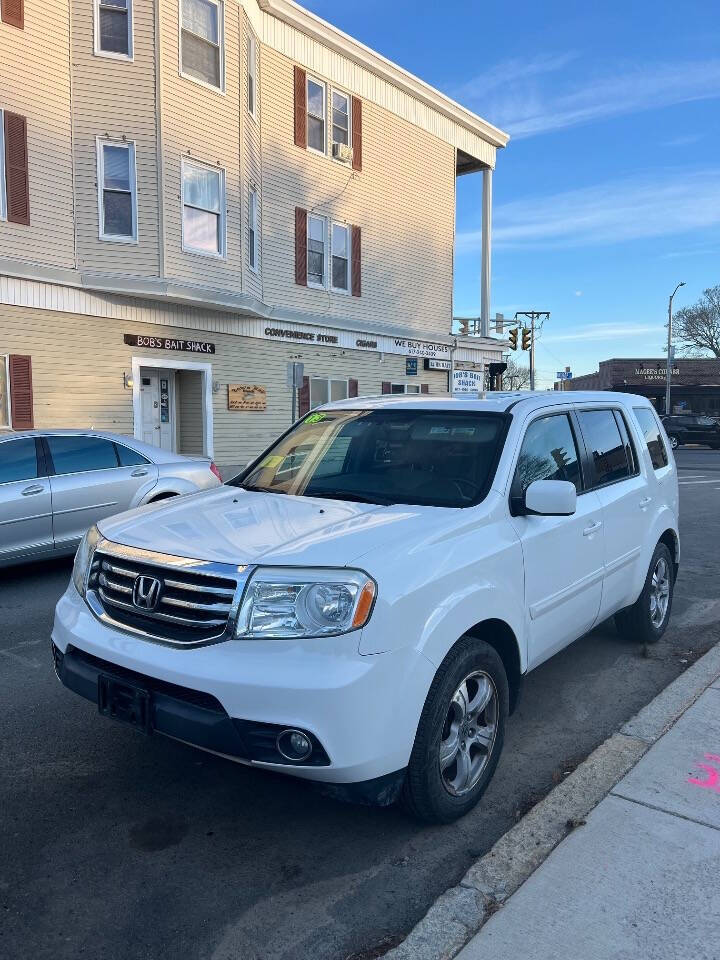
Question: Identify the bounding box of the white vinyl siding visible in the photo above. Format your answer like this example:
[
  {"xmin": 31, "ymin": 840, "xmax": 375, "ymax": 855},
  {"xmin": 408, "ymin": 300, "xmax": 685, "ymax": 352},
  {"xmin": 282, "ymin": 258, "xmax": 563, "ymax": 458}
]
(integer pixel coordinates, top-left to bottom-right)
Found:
[
  {"xmin": 94, "ymin": 0, "xmax": 133, "ymax": 59},
  {"xmin": 97, "ymin": 139, "xmax": 137, "ymax": 243},
  {"xmin": 310, "ymin": 376, "xmax": 348, "ymax": 409},
  {"xmin": 330, "ymin": 222, "xmax": 350, "ymax": 294},
  {"xmin": 307, "ymin": 214, "xmax": 325, "ymax": 288},
  {"xmin": 248, "ymin": 186, "xmax": 258, "ymax": 272},
  {"xmin": 181, "ymin": 160, "xmax": 225, "ymax": 257},
  {"xmin": 331, "ymin": 88, "xmax": 350, "ymax": 149},
  {"xmin": 306, "ymin": 76, "xmax": 326, "ymax": 154},
  {"xmin": 180, "ymin": 0, "xmax": 224, "ymax": 92},
  {"xmin": 247, "ymin": 32, "xmax": 257, "ymax": 118},
  {"xmin": 0, "ymin": 111, "xmax": 6, "ymax": 222}
]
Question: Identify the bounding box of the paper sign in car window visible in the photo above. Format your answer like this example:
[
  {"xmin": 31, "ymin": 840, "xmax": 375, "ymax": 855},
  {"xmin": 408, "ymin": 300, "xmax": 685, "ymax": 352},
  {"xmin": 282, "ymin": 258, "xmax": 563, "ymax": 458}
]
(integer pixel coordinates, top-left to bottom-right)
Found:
[
  {"xmin": 306, "ymin": 413, "xmax": 327, "ymax": 423},
  {"xmin": 260, "ymin": 455, "xmax": 283, "ymax": 468}
]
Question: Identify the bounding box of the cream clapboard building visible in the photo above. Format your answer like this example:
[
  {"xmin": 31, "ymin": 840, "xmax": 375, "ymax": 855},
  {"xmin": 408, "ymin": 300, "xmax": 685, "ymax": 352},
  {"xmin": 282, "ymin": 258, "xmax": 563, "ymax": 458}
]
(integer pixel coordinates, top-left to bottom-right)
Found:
[{"xmin": 0, "ymin": 0, "xmax": 508, "ymax": 465}]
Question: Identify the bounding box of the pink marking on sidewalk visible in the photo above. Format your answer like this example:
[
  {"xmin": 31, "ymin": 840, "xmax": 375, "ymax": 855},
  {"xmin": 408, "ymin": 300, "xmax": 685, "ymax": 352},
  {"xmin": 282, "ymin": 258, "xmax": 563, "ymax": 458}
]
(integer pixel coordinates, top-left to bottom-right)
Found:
[{"xmin": 688, "ymin": 754, "xmax": 720, "ymax": 792}]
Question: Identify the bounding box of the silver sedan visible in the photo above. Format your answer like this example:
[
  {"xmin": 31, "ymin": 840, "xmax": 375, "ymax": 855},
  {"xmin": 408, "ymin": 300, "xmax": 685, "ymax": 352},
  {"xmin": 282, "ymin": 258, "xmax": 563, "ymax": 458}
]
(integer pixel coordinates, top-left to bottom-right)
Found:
[{"xmin": 0, "ymin": 430, "xmax": 223, "ymax": 567}]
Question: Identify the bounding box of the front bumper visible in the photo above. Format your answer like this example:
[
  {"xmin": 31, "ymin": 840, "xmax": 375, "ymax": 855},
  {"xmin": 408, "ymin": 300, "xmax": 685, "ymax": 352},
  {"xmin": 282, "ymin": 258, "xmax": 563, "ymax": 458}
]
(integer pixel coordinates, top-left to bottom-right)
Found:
[{"xmin": 52, "ymin": 582, "xmax": 436, "ymax": 788}]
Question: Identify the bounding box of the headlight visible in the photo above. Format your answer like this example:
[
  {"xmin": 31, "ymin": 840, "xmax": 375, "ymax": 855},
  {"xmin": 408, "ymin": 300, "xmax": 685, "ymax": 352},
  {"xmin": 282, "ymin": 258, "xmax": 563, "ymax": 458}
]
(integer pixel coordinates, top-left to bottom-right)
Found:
[
  {"xmin": 235, "ymin": 567, "xmax": 376, "ymax": 640},
  {"xmin": 72, "ymin": 525, "xmax": 103, "ymax": 598}
]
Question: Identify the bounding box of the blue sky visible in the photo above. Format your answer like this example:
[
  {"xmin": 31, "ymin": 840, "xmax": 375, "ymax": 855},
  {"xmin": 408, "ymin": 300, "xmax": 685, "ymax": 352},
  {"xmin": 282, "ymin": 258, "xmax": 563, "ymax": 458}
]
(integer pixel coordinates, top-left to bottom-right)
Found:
[{"xmin": 303, "ymin": 0, "xmax": 720, "ymax": 386}]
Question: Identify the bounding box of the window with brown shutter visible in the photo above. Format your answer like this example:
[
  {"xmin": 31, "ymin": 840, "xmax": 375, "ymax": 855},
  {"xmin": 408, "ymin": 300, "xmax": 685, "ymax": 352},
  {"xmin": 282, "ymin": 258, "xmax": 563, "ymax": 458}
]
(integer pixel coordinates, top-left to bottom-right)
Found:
[
  {"xmin": 381, "ymin": 382, "xmax": 391, "ymax": 394},
  {"xmin": 298, "ymin": 376, "xmax": 310, "ymax": 418},
  {"xmin": 9, "ymin": 355, "xmax": 33, "ymax": 429},
  {"xmin": 1, "ymin": 0, "xmax": 24, "ymax": 30},
  {"xmin": 351, "ymin": 97, "xmax": 362, "ymax": 171},
  {"xmin": 295, "ymin": 207, "xmax": 307, "ymax": 286},
  {"xmin": 4, "ymin": 112, "xmax": 29, "ymax": 225},
  {"xmin": 351, "ymin": 225, "xmax": 361, "ymax": 297},
  {"xmin": 294, "ymin": 65, "xmax": 307, "ymax": 148},
  {"xmin": 348, "ymin": 378, "xmax": 358, "ymax": 398}
]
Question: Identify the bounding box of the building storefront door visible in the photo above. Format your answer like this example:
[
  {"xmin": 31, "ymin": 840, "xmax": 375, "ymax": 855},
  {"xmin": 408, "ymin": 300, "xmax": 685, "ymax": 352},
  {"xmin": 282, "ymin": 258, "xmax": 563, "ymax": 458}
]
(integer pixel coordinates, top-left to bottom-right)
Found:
[{"xmin": 140, "ymin": 368, "xmax": 175, "ymax": 451}]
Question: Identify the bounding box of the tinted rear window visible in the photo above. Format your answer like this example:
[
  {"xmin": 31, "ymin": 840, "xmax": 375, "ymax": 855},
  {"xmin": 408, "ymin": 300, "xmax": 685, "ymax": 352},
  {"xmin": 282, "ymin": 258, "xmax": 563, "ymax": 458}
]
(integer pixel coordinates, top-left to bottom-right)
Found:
[
  {"xmin": 47, "ymin": 436, "xmax": 119, "ymax": 475},
  {"xmin": 115, "ymin": 442, "xmax": 150, "ymax": 467},
  {"xmin": 633, "ymin": 408, "xmax": 668, "ymax": 470},
  {"xmin": 0, "ymin": 438, "xmax": 38, "ymax": 484},
  {"xmin": 577, "ymin": 410, "xmax": 630, "ymax": 486}
]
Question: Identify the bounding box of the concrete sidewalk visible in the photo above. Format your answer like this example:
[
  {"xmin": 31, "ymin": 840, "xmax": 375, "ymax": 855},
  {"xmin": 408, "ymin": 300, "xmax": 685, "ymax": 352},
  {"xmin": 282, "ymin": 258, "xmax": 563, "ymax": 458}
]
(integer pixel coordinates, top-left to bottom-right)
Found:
[{"xmin": 457, "ymin": 676, "xmax": 720, "ymax": 960}]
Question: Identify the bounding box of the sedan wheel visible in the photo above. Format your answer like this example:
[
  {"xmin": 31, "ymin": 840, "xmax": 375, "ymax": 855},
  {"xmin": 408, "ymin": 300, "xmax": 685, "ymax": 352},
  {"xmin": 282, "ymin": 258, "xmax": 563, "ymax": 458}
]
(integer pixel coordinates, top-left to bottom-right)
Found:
[{"xmin": 649, "ymin": 556, "xmax": 671, "ymax": 628}]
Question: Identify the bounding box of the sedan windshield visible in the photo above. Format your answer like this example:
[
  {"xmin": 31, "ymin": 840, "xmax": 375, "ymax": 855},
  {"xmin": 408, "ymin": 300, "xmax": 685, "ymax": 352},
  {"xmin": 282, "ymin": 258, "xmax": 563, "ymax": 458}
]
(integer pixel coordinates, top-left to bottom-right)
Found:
[{"xmin": 232, "ymin": 408, "xmax": 506, "ymax": 507}]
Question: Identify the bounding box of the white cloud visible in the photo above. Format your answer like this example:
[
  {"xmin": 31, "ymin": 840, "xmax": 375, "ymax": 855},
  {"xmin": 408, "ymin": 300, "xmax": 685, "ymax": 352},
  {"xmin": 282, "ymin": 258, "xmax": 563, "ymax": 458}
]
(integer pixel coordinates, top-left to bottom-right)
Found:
[
  {"xmin": 457, "ymin": 169, "xmax": 720, "ymax": 251},
  {"xmin": 542, "ymin": 322, "xmax": 661, "ymax": 344},
  {"xmin": 574, "ymin": 290, "xmax": 583, "ymax": 297},
  {"xmin": 454, "ymin": 58, "xmax": 720, "ymax": 139}
]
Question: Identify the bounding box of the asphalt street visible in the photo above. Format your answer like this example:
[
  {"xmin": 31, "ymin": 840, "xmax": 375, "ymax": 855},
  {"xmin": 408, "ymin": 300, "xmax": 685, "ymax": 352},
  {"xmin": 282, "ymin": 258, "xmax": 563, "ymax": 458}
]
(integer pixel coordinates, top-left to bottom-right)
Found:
[{"xmin": 2, "ymin": 448, "xmax": 719, "ymax": 960}]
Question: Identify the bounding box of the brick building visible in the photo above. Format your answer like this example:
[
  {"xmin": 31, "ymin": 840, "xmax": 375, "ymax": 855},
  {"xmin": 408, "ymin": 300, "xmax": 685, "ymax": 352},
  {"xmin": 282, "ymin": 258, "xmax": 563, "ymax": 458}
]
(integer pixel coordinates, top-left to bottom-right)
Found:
[{"xmin": 563, "ymin": 358, "xmax": 720, "ymax": 416}]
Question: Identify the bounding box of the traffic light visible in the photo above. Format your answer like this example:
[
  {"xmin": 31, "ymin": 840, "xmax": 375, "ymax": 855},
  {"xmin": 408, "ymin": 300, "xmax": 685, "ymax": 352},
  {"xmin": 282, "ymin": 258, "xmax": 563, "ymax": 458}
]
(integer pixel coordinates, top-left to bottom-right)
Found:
[
  {"xmin": 522, "ymin": 327, "xmax": 532, "ymax": 351},
  {"xmin": 508, "ymin": 328, "xmax": 519, "ymax": 350}
]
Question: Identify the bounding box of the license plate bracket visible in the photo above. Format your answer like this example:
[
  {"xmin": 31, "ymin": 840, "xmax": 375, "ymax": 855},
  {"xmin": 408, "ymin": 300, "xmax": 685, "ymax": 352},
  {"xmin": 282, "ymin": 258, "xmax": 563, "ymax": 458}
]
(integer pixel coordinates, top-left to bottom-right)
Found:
[{"xmin": 98, "ymin": 674, "xmax": 152, "ymax": 734}]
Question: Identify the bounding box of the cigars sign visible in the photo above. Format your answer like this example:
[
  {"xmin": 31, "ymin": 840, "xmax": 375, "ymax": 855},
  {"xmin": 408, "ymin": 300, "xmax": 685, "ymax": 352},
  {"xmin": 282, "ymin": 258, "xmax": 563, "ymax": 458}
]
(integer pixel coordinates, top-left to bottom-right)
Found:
[{"xmin": 124, "ymin": 334, "xmax": 216, "ymax": 354}]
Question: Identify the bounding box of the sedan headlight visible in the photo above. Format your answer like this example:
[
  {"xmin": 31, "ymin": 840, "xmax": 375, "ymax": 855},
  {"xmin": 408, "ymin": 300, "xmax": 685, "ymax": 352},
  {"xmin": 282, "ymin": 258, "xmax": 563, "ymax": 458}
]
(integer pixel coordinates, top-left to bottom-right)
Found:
[
  {"xmin": 235, "ymin": 567, "xmax": 376, "ymax": 640},
  {"xmin": 72, "ymin": 525, "xmax": 103, "ymax": 598}
]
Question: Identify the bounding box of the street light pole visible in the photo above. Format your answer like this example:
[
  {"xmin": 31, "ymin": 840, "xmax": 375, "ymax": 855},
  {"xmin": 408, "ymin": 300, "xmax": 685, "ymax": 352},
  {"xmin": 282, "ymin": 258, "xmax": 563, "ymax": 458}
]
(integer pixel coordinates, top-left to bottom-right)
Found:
[{"xmin": 665, "ymin": 282, "xmax": 685, "ymax": 415}]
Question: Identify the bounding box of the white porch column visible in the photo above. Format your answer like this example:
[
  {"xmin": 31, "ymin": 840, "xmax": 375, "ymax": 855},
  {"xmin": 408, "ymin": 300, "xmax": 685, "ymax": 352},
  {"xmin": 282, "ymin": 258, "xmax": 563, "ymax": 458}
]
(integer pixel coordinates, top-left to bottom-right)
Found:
[{"xmin": 480, "ymin": 166, "xmax": 492, "ymax": 337}]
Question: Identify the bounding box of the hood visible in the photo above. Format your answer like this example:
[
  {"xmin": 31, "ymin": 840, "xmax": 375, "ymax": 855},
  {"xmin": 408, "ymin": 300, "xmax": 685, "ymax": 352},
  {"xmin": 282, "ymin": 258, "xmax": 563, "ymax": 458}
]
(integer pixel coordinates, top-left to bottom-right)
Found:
[{"xmin": 97, "ymin": 486, "xmax": 434, "ymax": 568}]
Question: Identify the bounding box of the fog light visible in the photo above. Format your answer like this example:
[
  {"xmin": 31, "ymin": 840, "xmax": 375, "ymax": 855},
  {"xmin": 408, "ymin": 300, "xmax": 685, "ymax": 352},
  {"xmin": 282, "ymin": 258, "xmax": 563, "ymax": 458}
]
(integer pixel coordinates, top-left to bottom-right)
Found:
[{"xmin": 277, "ymin": 728, "xmax": 313, "ymax": 762}]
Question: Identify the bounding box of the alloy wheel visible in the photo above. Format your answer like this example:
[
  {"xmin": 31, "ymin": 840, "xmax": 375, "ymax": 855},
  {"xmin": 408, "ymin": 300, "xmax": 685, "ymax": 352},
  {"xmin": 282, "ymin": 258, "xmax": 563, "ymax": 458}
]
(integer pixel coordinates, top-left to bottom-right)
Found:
[
  {"xmin": 649, "ymin": 556, "xmax": 670, "ymax": 627},
  {"xmin": 439, "ymin": 670, "xmax": 498, "ymax": 796}
]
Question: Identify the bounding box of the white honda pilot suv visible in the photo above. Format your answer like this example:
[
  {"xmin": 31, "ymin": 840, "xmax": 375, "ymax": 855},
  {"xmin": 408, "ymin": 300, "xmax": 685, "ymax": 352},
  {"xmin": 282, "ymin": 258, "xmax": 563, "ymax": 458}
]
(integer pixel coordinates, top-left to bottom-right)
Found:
[{"xmin": 53, "ymin": 392, "xmax": 678, "ymax": 823}]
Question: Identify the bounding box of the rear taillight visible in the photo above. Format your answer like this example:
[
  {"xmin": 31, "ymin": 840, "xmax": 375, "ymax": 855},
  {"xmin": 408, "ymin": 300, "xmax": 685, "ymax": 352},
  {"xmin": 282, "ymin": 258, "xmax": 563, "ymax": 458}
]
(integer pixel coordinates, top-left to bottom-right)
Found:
[{"xmin": 210, "ymin": 461, "xmax": 222, "ymax": 482}]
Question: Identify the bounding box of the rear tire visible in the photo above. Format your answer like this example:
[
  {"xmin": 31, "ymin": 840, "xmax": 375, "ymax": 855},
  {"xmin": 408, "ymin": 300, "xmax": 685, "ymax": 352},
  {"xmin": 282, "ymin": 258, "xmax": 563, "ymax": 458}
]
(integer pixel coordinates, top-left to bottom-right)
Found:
[
  {"xmin": 400, "ymin": 636, "xmax": 508, "ymax": 824},
  {"xmin": 615, "ymin": 542, "xmax": 674, "ymax": 645}
]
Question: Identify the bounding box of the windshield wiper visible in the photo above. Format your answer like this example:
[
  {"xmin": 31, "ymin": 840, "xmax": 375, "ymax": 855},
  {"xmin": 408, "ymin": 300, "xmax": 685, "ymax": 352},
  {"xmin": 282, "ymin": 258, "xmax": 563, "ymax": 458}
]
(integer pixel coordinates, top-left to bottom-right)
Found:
[
  {"xmin": 239, "ymin": 484, "xmax": 289, "ymax": 495},
  {"xmin": 304, "ymin": 490, "xmax": 395, "ymax": 505}
]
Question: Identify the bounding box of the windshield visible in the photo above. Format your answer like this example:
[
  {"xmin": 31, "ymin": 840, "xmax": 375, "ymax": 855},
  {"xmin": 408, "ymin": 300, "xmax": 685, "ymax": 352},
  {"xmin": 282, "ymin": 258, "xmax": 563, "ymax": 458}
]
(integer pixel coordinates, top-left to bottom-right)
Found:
[{"xmin": 232, "ymin": 408, "xmax": 507, "ymax": 507}]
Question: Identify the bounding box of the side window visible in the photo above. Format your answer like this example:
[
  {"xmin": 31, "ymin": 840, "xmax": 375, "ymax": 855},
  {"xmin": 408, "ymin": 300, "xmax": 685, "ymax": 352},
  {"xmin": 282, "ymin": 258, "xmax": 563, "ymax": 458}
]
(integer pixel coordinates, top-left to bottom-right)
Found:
[
  {"xmin": 577, "ymin": 410, "xmax": 630, "ymax": 486},
  {"xmin": 306, "ymin": 76, "xmax": 326, "ymax": 153},
  {"xmin": 115, "ymin": 442, "xmax": 150, "ymax": 466},
  {"xmin": 613, "ymin": 410, "xmax": 638, "ymax": 475},
  {"xmin": 95, "ymin": 0, "xmax": 133, "ymax": 58},
  {"xmin": 634, "ymin": 407, "xmax": 669, "ymax": 469},
  {"xmin": 510, "ymin": 414, "xmax": 582, "ymax": 505},
  {"xmin": 46, "ymin": 436, "xmax": 118, "ymax": 475},
  {"xmin": 0, "ymin": 438, "xmax": 38, "ymax": 484},
  {"xmin": 180, "ymin": 0, "xmax": 223, "ymax": 90}
]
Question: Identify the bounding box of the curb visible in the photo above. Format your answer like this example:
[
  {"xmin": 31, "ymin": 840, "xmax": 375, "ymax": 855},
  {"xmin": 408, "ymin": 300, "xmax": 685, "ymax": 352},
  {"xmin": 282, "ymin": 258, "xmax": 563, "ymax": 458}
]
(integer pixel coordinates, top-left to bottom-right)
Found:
[{"xmin": 383, "ymin": 640, "xmax": 720, "ymax": 960}]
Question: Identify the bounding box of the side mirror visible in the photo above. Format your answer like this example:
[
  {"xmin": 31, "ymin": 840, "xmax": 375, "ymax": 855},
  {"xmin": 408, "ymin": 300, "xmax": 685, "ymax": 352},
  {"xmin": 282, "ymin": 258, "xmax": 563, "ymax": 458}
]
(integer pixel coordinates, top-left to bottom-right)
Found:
[{"xmin": 524, "ymin": 479, "xmax": 577, "ymax": 517}]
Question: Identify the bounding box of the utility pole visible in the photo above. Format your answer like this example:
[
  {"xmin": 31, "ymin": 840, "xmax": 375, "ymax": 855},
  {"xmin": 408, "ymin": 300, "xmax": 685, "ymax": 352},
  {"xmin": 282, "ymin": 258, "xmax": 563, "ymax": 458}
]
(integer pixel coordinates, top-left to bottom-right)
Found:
[
  {"xmin": 665, "ymin": 282, "xmax": 685, "ymax": 415},
  {"xmin": 514, "ymin": 311, "xmax": 549, "ymax": 391}
]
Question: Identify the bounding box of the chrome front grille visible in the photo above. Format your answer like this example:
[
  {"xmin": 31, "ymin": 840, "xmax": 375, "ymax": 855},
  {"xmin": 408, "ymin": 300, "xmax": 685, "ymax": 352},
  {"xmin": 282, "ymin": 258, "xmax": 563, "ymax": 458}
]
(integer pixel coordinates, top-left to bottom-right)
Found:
[{"xmin": 87, "ymin": 543, "xmax": 248, "ymax": 647}]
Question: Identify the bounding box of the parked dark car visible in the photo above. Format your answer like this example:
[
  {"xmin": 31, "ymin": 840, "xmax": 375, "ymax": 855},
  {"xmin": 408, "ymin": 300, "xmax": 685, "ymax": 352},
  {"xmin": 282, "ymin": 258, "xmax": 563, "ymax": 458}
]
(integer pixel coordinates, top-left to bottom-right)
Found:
[{"xmin": 661, "ymin": 414, "xmax": 720, "ymax": 450}]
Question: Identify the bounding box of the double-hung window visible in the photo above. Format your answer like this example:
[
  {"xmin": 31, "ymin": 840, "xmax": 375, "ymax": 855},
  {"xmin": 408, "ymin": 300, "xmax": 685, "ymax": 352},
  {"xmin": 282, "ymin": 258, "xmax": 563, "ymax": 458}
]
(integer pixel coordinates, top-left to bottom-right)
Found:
[
  {"xmin": 307, "ymin": 77, "xmax": 326, "ymax": 153},
  {"xmin": 307, "ymin": 214, "xmax": 325, "ymax": 287},
  {"xmin": 310, "ymin": 377, "xmax": 348, "ymax": 410},
  {"xmin": 390, "ymin": 383, "xmax": 420, "ymax": 395},
  {"xmin": 331, "ymin": 90, "xmax": 350, "ymax": 150},
  {"xmin": 331, "ymin": 222, "xmax": 350, "ymax": 293},
  {"xmin": 248, "ymin": 186, "xmax": 258, "ymax": 272},
  {"xmin": 95, "ymin": 0, "xmax": 133, "ymax": 58},
  {"xmin": 182, "ymin": 161, "xmax": 225, "ymax": 257},
  {"xmin": 97, "ymin": 140, "xmax": 137, "ymax": 242},
  {"xmin": 180, "ymin": 0, "xmax": 223, "ymax": 91},
  {"xmin": 247, "ymin": 33, "xmax": 257, "ymax": 118}
]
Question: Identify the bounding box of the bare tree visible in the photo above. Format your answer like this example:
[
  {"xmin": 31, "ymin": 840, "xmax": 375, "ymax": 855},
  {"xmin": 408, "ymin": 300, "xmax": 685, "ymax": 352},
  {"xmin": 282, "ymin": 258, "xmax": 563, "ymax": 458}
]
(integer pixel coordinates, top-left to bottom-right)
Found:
[
  {"xmin": 485, "ymin": 356, "xmax": 531, "ymax": 390},
  {"xmin": 672, "ymin": 285, "xmax": 720, "ymax": 358}
]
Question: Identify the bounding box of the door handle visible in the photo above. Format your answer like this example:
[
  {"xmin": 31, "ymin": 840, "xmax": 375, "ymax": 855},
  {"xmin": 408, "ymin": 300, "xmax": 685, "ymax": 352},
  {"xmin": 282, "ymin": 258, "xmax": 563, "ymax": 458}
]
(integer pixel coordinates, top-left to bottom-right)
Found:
[
  {"xmin": 639, "ymin": 496, "xmax": 652, "ymax": 509},
  {"xmin": 583, "ymin": 520, "xmax": 603, "ymax": 536},
  {"xmin": 21, "ymin": 484, "xmax": 45, "ymax": 496},
  {"xmin": 131, "ymin": 468, "xmax": 149, "ymax": 477}
]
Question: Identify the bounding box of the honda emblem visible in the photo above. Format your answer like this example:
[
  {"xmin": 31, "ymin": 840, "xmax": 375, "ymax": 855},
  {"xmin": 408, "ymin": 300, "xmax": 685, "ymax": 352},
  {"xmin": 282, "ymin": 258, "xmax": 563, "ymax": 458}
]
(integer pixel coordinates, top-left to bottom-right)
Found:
[{"xmin": 132, "ymin": 575, "xmax": 162, "ymax": 611}]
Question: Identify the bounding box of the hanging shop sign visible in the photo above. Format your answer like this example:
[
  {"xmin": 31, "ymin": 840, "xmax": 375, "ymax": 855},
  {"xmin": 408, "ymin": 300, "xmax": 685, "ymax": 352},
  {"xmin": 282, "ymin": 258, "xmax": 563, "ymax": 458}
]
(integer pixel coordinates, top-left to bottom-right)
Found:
[
  {"xmin": 124, "ymin": 334, "xmax": 216, "ymax": 354},
  {"xmin": 452, "ymin": 369, "xmax": 485, "ymax": 395},
  {"xmin": 228, "ymin": 384, "xmax": 267, "ymax": 411},
  {"xmin": 424, "ymin": 358, "xmax": 451, "ymax": 371},
  {"xmin": 259, "ymin": 325, "xmax": 453, "ymax": 360}
]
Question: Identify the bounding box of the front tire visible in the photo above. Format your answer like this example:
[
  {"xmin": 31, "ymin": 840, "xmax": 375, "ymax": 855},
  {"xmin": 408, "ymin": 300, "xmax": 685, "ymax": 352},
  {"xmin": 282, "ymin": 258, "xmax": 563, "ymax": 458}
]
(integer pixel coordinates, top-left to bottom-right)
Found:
[
  {"xmin": 400, "ymin": 637, "xmax": 508, "ymax": 824},
  {"xmin": 615, "ymin": 542, "xmax": 674, "ymax": 645}
]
